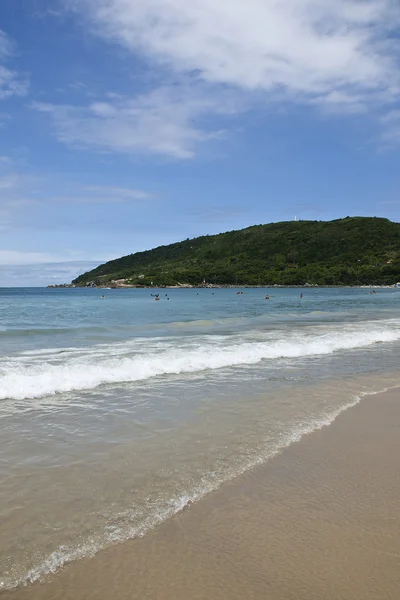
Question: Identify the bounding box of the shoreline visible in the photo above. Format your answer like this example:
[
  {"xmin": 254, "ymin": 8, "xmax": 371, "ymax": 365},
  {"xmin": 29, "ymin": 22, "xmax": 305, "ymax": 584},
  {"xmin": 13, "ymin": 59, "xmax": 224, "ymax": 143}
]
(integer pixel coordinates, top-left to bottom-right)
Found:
[
  {"xmin": 47, "ymin": 284, "xmax": 399, "ymax": 289},
  {"xmin": 3, "ymin": 386, "xmax": 400, "ymax": 600}
]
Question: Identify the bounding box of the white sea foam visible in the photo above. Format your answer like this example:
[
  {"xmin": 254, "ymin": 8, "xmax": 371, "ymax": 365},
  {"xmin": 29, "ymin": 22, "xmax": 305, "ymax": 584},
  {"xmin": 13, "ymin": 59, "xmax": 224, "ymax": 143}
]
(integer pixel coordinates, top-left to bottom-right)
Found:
[
  {"xmin": 3, "ymin": 387, "xmax": 386, "ymax": 592},
  {"xmin": 1, "ymin": 322, "xmax": 400, "ymax": 401},
  {"xmin": 3, "ymin": 377, "xmax": 399, "ymax": 592}
]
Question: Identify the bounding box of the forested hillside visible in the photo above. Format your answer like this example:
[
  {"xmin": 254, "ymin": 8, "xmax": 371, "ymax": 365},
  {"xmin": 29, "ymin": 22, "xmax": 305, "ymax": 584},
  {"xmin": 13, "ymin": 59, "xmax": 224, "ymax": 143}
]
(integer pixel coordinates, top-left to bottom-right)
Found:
[{"xmin": 73, "ymin": 217, "xmax": 400, "ymax": 286}]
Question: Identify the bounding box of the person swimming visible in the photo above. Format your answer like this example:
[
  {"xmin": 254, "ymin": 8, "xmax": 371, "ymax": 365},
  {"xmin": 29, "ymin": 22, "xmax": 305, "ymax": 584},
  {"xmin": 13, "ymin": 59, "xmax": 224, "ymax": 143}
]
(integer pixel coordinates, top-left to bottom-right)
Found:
[{"xmin": 265, "ymin": 294, "xmax": 269, "ymax": 300}]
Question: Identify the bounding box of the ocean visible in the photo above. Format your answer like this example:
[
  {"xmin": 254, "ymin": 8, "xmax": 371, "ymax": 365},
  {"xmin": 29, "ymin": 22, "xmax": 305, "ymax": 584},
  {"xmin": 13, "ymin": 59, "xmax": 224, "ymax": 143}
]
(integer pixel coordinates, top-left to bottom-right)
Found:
[{"xmin": 1, "ymin": 286, "xmax": 400, "ymax": 590}]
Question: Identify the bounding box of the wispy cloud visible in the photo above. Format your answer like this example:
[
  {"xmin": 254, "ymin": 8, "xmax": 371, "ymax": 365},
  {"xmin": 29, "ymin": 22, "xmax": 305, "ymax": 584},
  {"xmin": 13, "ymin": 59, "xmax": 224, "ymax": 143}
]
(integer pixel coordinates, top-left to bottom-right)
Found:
[
  {"xmin": 0, "ymin": 30, "xmax": 28, "ymax": 99},
  {"xmin": 47, "ymin": 188, "xmax": 152, "ymax": 204},
  {"xmin": 38, "ymin": 0, "xmax": 399, "ymax": 155},
  {"xmin": 0, "ymin": 164, "xmax": 37, "ymax": 232},
  {"xmin": 80, "ymin": 185, "xmax": 152, "ymax": 200},
  {"xmin": 0, "ymin": 158, "xmax": 153, "ymax": 234},
  {"xmin": 32, "ymin": 85, "xmax": 230, "ymax": 158},
  {"xmin": 0, "ymin": 174, "xmax": 21, "ymax": 190},
  {"xmin": 37, "ymin": 185, "xmax": 154, "ymax": 206},
  {"xmin": 0, "ymin": 260, "xmax": 102, "ymax": 287},
  {"xmin": 380, "ymin": 110, "xmax": 400, "ymax": 147},
  {"xmin": 0, "ymin": 250, "xmax": 63, "ymax": 265}
]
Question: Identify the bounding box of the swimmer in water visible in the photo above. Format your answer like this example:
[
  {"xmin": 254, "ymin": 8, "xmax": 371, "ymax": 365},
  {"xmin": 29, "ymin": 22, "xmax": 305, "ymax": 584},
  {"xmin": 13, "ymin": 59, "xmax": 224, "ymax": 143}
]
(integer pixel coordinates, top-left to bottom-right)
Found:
[
  {"xmin": 300, "ymin": 293, "xmax": 303, "ymax": 299},
  {"xmin": 265, "ymin": 294, "xmax": 269, "ymax": 300}
]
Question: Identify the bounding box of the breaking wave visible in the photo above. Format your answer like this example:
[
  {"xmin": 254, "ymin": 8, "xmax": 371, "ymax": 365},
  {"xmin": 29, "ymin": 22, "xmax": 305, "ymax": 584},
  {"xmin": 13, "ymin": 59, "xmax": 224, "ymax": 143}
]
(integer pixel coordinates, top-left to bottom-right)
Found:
[{"xmin": 1, "ymin": 320, "xmax": 400, "ymax": 401}]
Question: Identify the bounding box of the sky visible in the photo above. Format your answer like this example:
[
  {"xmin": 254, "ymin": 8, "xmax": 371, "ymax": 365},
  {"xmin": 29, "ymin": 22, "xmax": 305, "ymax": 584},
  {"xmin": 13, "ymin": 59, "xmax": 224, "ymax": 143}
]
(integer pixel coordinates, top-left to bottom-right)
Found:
[{"xmin": 0, "ymin": 0, "xmax": 400, "ymax": 286}]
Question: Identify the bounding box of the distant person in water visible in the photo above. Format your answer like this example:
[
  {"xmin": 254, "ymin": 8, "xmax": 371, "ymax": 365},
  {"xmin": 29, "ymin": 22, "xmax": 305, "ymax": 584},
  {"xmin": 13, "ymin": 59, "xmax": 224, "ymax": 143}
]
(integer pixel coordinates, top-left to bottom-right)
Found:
[
  {"xmin": 300, "ymin": 293, "xmax": 303, "ymax": 299},
  {"xmin": 265, "ymin": 294, "xmax": 269, "ymax": 300}
]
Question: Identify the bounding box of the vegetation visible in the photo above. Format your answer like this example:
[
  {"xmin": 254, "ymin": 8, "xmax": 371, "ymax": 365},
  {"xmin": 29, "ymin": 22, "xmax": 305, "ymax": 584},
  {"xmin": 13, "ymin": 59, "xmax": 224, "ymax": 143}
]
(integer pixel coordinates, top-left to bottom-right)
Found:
[{"xmin": 73, "ymin": 217, "xmax": 400, "ymax": 287}]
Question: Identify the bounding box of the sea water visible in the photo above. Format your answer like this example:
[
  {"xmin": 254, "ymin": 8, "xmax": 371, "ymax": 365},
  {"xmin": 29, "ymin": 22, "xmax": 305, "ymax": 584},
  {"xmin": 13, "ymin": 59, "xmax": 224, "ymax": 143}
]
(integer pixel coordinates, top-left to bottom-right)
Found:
[{"xmin": 1, "ymin": 286, "xmax": 400, "ymax": 589}]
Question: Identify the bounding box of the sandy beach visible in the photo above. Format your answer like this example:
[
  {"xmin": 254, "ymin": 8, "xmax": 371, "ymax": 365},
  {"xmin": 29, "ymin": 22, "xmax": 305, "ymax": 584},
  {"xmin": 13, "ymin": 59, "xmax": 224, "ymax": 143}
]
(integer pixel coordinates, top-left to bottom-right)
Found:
[{"xmin": 3, "ymin": 387, "xmax": 400, "ymax": 600}]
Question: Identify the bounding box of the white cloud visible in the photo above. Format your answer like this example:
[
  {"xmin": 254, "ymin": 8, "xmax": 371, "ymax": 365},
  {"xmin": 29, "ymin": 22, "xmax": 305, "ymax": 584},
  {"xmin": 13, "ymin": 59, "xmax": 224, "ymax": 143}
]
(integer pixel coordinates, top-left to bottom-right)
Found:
[
  {"xmin": 36, "ymin": 0, "xmax": 400, "ymax": 155},
  {"xmin": 0, "ymin": 30, "xmax": 28, "ymax": 99},
  {"xmin": 0, "ymin": 173, "xmax": 22, "ymax": 190},
  {"xmin": 80, "ymin": 185, "xmax": 152, "ymax": 200},
  {"xmin": 74, "ymin": 0, "xmax": 400, "ymax": 107},
  {"xmin": 0, "ymin": 260, "xmax": 102, "ymax": 287},
  {"xmin": 0, "ymin": 250, "xmax": 63, "ymax": 265},
  {"xmin": 0, "ymin": 65, "xmax": 28, "ymax": 99},
  {"xmin": 0, "ymin": 30, "xmax": 12, "ymax": 57},
  {"xmin": 380, "ymin": 110, "xmax": 400, "ymax": 146},
  {"xmin": 310, "ymin": 91, "xmax": 370, "ymax": 114},
  {"xmin": 42, "ymin": 185, "xmax": 153, "ymax": 205},
  {"xmin": 32, "ymin": 85, "xmax": 228, "ymax": 158},
  {"xmin": 0, "ymin": 166, "xmax": 37, "ymax": 232},
  {"xmin": 0, "ymin": 160, "xmax": 153, "ymax": 233}
]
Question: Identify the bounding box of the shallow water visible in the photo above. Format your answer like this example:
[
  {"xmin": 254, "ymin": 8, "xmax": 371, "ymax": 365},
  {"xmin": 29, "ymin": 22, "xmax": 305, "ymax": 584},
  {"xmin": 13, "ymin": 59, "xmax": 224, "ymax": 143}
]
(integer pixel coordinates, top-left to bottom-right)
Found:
[{"xmin": 1, "ymin": 287, "xmax": 400, "ymax": 589}]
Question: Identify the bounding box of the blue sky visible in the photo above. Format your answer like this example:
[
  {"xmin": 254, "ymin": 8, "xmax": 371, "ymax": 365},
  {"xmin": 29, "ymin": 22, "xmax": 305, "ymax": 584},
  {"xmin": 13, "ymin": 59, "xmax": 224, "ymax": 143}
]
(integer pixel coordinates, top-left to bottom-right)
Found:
[{"xmin": 0, "ymin": 0, "xmax": 400, "ymax": 285}]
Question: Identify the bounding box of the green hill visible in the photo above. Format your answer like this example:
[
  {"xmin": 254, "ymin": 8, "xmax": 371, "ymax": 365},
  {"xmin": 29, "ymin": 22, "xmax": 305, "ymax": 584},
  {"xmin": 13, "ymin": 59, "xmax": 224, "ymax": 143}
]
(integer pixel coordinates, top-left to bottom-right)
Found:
[{"xmin": 73, "ymin": 217, "xmax": 400, "ymax": 287}]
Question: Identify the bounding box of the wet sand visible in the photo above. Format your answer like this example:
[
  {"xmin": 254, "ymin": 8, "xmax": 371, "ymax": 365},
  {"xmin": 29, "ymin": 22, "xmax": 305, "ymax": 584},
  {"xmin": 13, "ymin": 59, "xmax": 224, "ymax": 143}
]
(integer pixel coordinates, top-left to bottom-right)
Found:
[{"xmin": 3, "ymin": 388, "xmax": 400, "ymax": 600}]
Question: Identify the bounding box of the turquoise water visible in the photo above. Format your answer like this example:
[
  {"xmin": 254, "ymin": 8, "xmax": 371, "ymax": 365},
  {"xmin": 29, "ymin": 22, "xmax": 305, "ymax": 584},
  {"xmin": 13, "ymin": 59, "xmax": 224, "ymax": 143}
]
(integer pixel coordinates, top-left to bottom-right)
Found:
[{"xmin": 1, "ymin": 287, "xmax": 400, "ymax": 589}]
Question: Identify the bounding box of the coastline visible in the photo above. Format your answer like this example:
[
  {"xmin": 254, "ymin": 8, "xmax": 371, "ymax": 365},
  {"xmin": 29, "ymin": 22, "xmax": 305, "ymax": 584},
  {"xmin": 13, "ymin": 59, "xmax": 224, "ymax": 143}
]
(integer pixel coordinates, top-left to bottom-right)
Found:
[
  {"xmin": 47, "ymin": 283, "xmax": 398, "ymax": 289},
  {"xmin": 3, "ymin": 387, "xmax": 400, "ymax": 600}
]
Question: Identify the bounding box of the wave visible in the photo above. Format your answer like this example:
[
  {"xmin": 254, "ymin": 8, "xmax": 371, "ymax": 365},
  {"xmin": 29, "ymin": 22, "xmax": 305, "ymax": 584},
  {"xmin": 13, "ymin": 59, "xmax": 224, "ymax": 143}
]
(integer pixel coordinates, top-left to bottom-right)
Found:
[
  {"xmin": 1, "ymin": 322, "xmax": 400, "ymax": 401},
  {"xmin": 9, "ymin": 384, "xmax": 397, "ymax": 591}
]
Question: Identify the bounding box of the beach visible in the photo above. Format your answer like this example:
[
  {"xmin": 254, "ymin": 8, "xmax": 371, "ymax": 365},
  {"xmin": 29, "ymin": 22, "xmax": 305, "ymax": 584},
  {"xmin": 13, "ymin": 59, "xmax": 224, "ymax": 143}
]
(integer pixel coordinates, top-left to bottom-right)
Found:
[
  {"xmin": 2, "ymin": 387, "xmax": 400, "ymax": 600},
  {"xmin": 3, "ymin": 0, "xmax": 400, "ymax": 594},
  {"xmin": 1, "ymin": 287, "xmax": 400, "ymax": 595}
]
